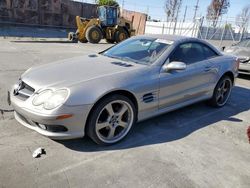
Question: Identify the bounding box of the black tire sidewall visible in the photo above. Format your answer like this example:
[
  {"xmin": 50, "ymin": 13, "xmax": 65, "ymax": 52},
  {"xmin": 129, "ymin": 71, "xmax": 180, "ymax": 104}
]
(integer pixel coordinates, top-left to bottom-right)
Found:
[
  {"xmin": 115, "ymin": 28, "xmax": 129, "ymax": 43},
  {"xmin": 86, "ymin": 94, "xmax": 136, "ymax": 145}
]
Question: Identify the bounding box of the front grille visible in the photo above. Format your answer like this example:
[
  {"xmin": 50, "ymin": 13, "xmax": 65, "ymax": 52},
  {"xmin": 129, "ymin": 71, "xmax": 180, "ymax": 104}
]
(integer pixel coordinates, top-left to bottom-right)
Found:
[{"xmin": 15, "ymin": 81, "xmax": 35, "ymax": 100}]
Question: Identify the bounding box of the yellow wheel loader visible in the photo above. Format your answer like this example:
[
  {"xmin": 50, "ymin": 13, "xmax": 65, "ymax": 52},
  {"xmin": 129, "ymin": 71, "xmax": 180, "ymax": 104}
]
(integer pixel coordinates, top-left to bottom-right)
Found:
[{"xmin": 68, "ymin": 6, "xmax": 135, "ymax": 44}]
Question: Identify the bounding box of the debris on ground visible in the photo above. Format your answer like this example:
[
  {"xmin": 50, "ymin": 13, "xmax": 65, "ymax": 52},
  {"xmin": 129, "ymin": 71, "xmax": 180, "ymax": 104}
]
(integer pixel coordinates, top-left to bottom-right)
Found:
[{"xmin": 32, "ymin": 147, "xmax": 46, "ymax": 158}]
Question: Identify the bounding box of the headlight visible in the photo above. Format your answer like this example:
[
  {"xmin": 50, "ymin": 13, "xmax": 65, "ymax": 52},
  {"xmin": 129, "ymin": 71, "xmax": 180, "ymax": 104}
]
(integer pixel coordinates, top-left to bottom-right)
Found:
[
  {"xmin": 32, "ymin": 89, "xmax": 69, "ymax": 110},
  {"xmin": 33, "ymin": 90, "xmax": 53, "ymax": 106},
  {"xmin": 43, "ymin": 89, "xmax": 69, "ymax": 110}
]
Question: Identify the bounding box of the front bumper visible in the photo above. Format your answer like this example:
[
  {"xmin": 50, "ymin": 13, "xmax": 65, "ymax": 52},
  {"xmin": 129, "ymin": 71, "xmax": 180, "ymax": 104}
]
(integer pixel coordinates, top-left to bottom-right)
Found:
[
  {"xmin": 10, "ymin": 90, "xmax": 93, "ymax": 140},
  {"xmin": 239, "ymin": 63, "xmax": 250, "ymax": 75}
]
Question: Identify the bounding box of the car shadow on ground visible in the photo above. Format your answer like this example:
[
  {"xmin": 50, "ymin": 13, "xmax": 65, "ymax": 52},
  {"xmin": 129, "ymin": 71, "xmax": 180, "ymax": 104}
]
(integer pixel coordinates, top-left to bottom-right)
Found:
[{"xmin": 57, "ymin": 86, "xmax": 250, "ymax": 152}]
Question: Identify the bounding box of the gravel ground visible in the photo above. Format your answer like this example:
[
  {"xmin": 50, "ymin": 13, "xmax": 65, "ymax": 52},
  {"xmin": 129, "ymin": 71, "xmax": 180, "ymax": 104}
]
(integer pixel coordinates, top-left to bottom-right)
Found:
[{"xmin": 0, "ymin": 37, "xmax": 249, "ymax": 188}]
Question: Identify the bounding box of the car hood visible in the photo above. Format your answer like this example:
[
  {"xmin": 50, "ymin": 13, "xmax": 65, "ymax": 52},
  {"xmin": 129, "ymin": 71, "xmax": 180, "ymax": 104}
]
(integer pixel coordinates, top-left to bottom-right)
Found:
[
  {"xmin": 21, "ymin": 54, "xmax": 143, "ymax": 90},
  {"xmin": 224, "ymin": 46, "xmax": 250, "ymax": 57}
]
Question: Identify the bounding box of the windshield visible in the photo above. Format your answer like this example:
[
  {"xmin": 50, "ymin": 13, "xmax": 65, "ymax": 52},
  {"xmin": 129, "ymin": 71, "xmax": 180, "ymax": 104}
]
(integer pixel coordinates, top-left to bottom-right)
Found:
[{"xmin": 102, "ymin": 38, "xmax": 173, "ymax": 65}]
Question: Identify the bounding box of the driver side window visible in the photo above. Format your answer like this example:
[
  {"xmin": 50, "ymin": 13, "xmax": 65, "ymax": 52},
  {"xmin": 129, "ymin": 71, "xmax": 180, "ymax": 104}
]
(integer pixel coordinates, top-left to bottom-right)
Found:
[{"xmin": 169, "ymin": 42, "xmax": 217, "ymax": 65}]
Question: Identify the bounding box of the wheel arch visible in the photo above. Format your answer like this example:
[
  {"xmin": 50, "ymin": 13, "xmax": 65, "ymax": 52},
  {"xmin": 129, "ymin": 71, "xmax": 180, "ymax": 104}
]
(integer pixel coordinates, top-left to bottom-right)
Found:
[
  {"xmin": 221, "ymin": 71, "xmax": 235, "ymax": 84},
  {"xmin": 85, "ymin": 89, "xmax": 138, "ymax": 132}
]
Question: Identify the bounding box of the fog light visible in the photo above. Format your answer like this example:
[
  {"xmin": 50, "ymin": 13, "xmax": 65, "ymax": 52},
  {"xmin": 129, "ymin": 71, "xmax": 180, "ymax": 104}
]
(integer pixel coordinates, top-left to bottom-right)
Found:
[
  {"xmin": 35, "ymin": 123, "xmax": 68, "ymax": 132},
  {"xmin": 46, "ymin": 125, "xmax": 68, "ymax": 132}
]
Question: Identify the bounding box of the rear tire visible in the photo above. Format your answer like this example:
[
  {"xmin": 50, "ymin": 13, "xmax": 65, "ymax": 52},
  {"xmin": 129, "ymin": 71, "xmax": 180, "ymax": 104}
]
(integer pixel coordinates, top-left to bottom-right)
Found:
[
  {"xmin": 86, "ymin": 26, "xmax": 102, "ymax": 44},
  {"xmin": 86, "ymin": 94, "xmax": 136, "ymax": 145},
  {"xmin": 115, "ymin": 28, "xmax": 129, "ymax": 43},
  {"xmin": 207, "ymin": 76, "xmax": 232, "ymax": 107}
]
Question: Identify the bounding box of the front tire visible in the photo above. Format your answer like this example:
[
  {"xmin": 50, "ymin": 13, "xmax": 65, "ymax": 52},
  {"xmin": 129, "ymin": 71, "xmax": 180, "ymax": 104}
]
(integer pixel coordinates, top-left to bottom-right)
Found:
[
  {"xmin": 86, "ymin": 26, "xmax": 102, "ymax": 44},
  {"xmin": 208, "ymin": 76, "xmax": 232, "ymax": 107},
  {"xmin": 86, "ymin": 95, "xmax": 136, "ymax": 145}
]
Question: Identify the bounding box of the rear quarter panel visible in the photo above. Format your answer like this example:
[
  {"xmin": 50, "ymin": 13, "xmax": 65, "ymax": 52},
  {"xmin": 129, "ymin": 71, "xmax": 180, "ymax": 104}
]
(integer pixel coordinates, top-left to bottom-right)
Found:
[{"xmin": 209, "ymin": 54, "xmax": 238, "ymax": 85}]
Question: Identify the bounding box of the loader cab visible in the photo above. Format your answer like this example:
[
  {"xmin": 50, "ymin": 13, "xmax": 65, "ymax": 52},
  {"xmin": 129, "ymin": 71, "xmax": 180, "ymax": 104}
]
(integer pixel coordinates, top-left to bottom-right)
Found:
[{"xmin": 98, "ymin": 6, "xmax": 118, "ymax": 27}]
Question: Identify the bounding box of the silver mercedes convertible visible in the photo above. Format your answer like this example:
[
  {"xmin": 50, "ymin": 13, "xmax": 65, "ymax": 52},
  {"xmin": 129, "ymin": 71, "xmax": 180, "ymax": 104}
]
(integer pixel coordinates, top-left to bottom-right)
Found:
[{"xmin": 10, "ymin": 35, "xmax": 239, "ymax": 145}]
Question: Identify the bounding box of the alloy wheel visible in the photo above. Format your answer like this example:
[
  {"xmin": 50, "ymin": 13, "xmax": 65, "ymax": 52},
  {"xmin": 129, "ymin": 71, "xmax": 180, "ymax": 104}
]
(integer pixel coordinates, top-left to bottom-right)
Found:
[
  {"xmin": 215, "ymin": 78, "xmax": 232, "ymax": 106},
  {"xmin": 95, "ymin": 100, "xmax": 134, "ymax": 143}
]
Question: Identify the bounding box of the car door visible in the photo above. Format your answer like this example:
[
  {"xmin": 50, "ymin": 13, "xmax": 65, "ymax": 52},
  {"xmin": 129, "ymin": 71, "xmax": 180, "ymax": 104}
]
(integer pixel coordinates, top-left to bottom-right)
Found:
[{"xmin": 159, "ymin": 42, "xmax": 214, "ymax": 109}]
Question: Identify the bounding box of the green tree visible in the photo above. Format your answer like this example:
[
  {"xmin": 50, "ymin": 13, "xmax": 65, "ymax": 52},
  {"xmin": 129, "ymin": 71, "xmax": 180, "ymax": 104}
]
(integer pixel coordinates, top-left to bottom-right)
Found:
[{"xmin": 95, "ymin": 0, "xmax": 119, "ymax": 7}]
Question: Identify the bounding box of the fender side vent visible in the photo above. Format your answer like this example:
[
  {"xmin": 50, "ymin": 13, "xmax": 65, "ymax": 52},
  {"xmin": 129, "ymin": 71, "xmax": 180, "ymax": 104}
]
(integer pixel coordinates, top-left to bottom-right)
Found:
[
  {"xmin": 142, "ymin": 93, "xmax": 155, "ymax": 103},
  {"xmin": 88, "ymin": 54, "xmax": 98, "ymax": 58},
  {"xmin": 111, "ymin": 62, "xmax": 133, "ymax": 67}
]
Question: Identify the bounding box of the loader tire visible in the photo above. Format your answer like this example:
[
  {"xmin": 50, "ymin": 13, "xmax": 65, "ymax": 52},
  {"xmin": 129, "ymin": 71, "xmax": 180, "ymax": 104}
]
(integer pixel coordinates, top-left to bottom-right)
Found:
[
  {"xmin": 86, "ymin": 26, "xmax": 102, "ymax": 44},
  {"xmin": 115, "ymin": 28, "xmax": 129, "ymax": 43}
]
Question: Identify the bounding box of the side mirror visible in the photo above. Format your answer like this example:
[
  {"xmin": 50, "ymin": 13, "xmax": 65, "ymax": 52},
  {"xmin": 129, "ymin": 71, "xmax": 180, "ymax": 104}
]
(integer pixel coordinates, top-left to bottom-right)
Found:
[
  {"xmin": 221, "ymin": 46, "xmax": 225, "ymax": 51},
  {"xmin": 163, "ymin": 61, "xmax": 187, "ymax": 72}
]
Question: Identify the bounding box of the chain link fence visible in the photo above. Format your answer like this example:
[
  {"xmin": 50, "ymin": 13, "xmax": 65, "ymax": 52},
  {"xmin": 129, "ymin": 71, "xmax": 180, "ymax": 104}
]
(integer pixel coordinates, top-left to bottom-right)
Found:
[{"xmin": 145, "ymin": 16, "xmax": 250, "ymax": 48}]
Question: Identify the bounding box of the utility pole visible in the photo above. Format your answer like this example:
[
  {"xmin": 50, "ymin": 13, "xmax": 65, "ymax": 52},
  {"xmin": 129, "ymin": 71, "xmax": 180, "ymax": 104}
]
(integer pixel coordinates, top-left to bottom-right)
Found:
[
  {"xmin": 183, "ymin": 5, "xmax": 187, "ymax": 22},
  {"xmin": 122, "ymin": 0, "xmax": 125, "ymax": 9},
  {"xmin": 193, "ymin": 0, "xmax": 199, "ymax": 21},
  {"xmin": 146, "ymin": 6, "xmax": 149, "ymax": 15},
  {"xmin": 146, "ymin": 6, "xmax": 149, "ymax": 20}
]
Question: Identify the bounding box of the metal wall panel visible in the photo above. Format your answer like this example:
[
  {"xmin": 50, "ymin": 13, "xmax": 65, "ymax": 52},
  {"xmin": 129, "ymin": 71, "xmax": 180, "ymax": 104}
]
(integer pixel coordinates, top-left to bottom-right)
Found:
[
  {"xmin": 121, "ymin": 9, "xmax": 147, "ymax": 35},
  {"xmin": 0, "ymin": 0, "xmax": 146, "ymax": 34}
]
